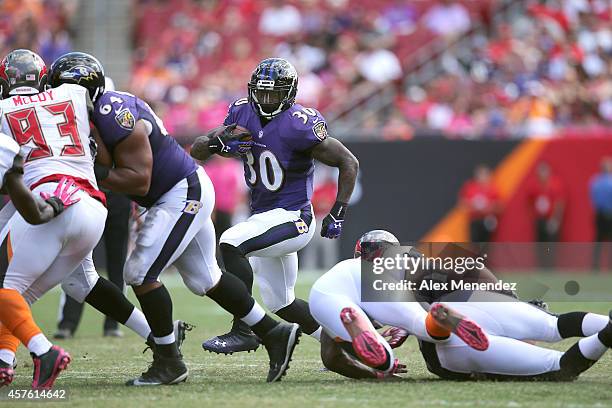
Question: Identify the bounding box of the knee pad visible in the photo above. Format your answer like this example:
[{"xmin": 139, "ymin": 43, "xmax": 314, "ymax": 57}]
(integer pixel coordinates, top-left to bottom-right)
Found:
[
  {"xmin": 258, "ymin": 279, "xmax": 295, "ymax": 313},
  {"xmin": 182, "ymin": 266, "xmax": 222, "ymax": 296},
  {"xmin": 61, "ymin": 271, "xmax": 100, "ymax": 303},
  {"xmin": 123, "ymin": 255, "xmax": 146, "ymax": 286}
]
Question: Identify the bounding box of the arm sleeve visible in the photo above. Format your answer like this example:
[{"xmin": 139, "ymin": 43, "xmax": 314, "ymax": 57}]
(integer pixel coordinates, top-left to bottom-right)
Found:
[{"xmin": 223, "ymin": 102, "xmax": 238, "ymax": 126}]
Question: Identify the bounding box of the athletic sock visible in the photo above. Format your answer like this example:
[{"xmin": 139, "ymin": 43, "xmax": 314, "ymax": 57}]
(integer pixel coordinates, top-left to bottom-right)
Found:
[
  {"xmin": 557, "ymin": 312, "xmax": 587, "ymax": 337},
  {"xmin": 86, "ymin": 277, "xmax": 134, "ymax": 325},
  {"xmin": 27, "ymin": 333, "xmax": 52, "ymax": 357},
  {"xmin": 597, "ymin": 319, "xmax": 612, "ymax": 347},
  {"xmin": 310, "ymin": 327, "xmax": 322, "ymax": 341},
  {"xmin": 0, "ymin": 349, "xmax": 15, "ymax": 365},
  {"xmin": 558, "ymin": 342, "xmax": 597, "ymax": 379},
  {"xmin": 583, "ymin": 313, "xmax": 609, "ymax": 336},
  {"xmin": 275, "ymin": 298, "xmax": 320, "ymax": 335},
  {"xmin": 558, "ymin": 323, "xmax": 612, "ymax": 379},
  {"xmin": 0, "ymin": 289, "xmax": 43, "ymax": 347},
  {"xmin": 578, "ymin": 335, "xmax": 608, "ymax": 360},
  {"xmin": 220, "ymin": 244, "xmax": 254, "ymax": 293},
  {"xmin": 136, "ymin": 285, "xmax": 178, "ymax": 358},
  {"xmin": 207, "ymin": 273, "xmax": 279, "ymax": 338},
  {"xmin": 251, "ymin": 315, "xmax": 279, "ymax": 339},
  {"xmin": 125, "ymin": 308, "xmax": 152, "ymax": 339}
]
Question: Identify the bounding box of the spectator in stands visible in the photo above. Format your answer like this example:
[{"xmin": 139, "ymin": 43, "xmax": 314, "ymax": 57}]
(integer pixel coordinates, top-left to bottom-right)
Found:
[
  {"xmin": 528, "ymin": 162, "xmax": 566, "ymax": 268},
  {"xmin": 422, "ymin": 0, "xmax": 471, "ymax": 38},
  {"xmin": 590, "ymin": 157, "xmax": 612, "ymax": 271},
  {"xmin": 459, "ymin": 164, "xmax": 501, "ymax": 243},
  {"xmin": 259, "ymin": 0, "xmax": 303, "ymax": 37},
  {"xmin": 356, "ymin": 35, "xmax": 402, "ymax": 85},
  {"xmin": 375, "ymin": 0, "xmax": 417, "ymax": 35}
]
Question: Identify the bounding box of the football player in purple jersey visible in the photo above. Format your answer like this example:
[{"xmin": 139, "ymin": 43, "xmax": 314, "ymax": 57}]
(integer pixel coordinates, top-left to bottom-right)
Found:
[
  {"xmin": 49, "ymin": 53, "xmax": 304, "ymax": 386},
  {"xmin": 192, "ymin": 58, "xmax": 359, "ymax": 354}
]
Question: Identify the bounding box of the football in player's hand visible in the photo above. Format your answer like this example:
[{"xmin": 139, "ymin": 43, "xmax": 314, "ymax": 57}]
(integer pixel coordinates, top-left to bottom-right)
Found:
[{"xmin": 208, "ymin": 124, "xmax": 252, "ymax": 158}]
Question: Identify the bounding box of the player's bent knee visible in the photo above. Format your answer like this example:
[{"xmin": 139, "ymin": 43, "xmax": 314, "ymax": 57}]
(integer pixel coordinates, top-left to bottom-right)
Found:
[
  {"xmin": 123, "ymin": 261, "xmax": 145, "ymax": 286},
  {"xmin": 219, "ymin": 242, "xmax": 244, "ymax": 257},
  {"xmin": 61, "ymin": 275, "xmax": 100, "ymax": 304},
  {"xmin": 219, "ymin": 229, "xmax": 243, "ymax": 249},
  {"xmin": 182, "ymin": 267, "xmax": 222, "ymax": 297},
  {"xmin": 261, "ymin": 291, "xmax": 295, "ymax": 314}
]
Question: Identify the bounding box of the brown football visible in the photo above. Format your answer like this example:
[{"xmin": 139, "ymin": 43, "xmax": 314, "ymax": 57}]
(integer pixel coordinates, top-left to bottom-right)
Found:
[
  {"xmin": 207, "ymin": 124, "xmax": 252, "ymax": 157},
  {"xmin": 232, "ymin": 125, "xmax": 252, "ymax": 141}
]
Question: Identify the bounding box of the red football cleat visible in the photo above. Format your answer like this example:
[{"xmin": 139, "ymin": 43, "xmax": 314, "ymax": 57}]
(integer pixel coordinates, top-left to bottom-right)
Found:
[
  {"xmin": 340, "ymin": 307, "xmax": 387, "ymax": 367},
  {"xmin": 429, "ymin": 303, "xmax": 489, "ymax": 351},
  {"xmin": 31, "ymin": 345, "xmax": 71, "ymax": 389}
]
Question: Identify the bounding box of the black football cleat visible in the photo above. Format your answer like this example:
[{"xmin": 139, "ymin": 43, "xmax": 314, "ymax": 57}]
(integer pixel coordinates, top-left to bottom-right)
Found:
[
  {"xmin": 31, "ymin": 346, "xmax": 71, "ymax": 389},
  {"xmin": 261, "ymin": 322, "xmax": 301, "ymax": 382},
  {"xmin": 0, "ymin": 359, "xmax": 14, "ymax": 387},
  {"xmin": 202, "ymin": 319, "xmax": 260, "ymax": 355},
  {"xmin": 145, "ymin": 320, "xmax": 193, "ymax": 356},
  {"xmin": 52, "ymin": 328, "xmax": 73, "ymax": 340},
  {"xmin": 125, "ymin": 356, "xmax": 188, "ymax": 386},
  {"xmin": 103, "ymin": 328, "xmax": 124, "ymax": 337}
]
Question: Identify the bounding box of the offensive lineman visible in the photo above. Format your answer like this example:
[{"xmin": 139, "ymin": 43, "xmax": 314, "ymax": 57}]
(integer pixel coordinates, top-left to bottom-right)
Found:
[
  {"xmin": 310, "ymin": 230, "xmax": 612, "ymax": 381},
  {"xmin": 50, "ymin": 52, "xmax": 302, "ymax": 386},
  {"xmin": 192, "ymin": 58, "xmax": 359, "ymax": 354}
]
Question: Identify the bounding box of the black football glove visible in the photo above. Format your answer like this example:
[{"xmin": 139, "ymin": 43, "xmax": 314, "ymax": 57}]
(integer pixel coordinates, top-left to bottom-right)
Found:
[
  {"xmin": 320, "ymin": 201, "xmax": 347, "ymax": 239},
  {"xmin": 207, "ymin": 123, "xmax": 253, "ymax": 156}
]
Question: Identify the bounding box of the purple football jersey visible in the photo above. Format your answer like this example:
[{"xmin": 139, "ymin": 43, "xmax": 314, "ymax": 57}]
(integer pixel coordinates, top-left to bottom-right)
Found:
[
  {"xmin": 93, "ymin": 90, "xmax": 197, "ymax": 207},
  {"xmin": 224, "ymin": 98, "xmax": 328, "ymax": 213}
]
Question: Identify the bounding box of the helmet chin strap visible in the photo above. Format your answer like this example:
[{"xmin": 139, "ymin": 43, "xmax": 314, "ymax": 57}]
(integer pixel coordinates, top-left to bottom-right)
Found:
[{"xmin": 256, "ymin": 102, "xmax": 284, "ymax": 119}]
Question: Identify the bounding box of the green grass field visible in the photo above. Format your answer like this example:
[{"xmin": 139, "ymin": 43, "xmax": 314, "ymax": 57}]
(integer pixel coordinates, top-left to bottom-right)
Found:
[{"xmin": 4, "ymin": 272, "xmax": 612, "ymax": 408}]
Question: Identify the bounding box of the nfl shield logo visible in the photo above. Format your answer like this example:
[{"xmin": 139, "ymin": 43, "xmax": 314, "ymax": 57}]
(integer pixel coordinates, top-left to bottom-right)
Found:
[{"xmin": 258, "ymin": 130, "xmax": 264, "ymax": 138}]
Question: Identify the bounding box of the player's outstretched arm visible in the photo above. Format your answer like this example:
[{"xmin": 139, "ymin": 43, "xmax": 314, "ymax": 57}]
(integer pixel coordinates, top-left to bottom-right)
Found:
[
  {"xmin": 98, "ymin": 120, "xmax": 153, "ymax": 196},
  {"xmin": 310, "ymin": 137, "xmax": 359, "ymax": 239}
]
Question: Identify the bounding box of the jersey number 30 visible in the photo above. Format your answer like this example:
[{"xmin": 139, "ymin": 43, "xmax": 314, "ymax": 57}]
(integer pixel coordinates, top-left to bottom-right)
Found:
[
  {"xmin": 5, "ymin": 101, "xmax": 84, "ymax": 162},
  {"xmin": 245, "ymin": 150, "xmax": 284, "ymax": 191}
]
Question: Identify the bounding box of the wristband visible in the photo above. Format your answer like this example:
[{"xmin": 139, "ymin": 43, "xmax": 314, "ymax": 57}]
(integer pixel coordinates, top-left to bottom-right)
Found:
[
  {"xmin": 206, "ymin": 137, "xmax": 224, "ymax": 154},
  {"xmin": 329, "ymin": 201, "xmax": 348, "ymax": 220}
]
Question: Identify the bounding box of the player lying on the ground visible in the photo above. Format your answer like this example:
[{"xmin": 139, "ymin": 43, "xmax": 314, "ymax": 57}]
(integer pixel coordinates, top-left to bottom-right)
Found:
[
  {"xmin": 191, "ymin": 58, "xmax": 359, "ymax": 355},
  {"xmin": 309, "ymin": 230, "xmax": 491, "ymax": 378},
  {"xmin": 50, "ymin": 52, "xmax": 302, "ymax": 386},
  {"xmin": 310, "ymin": 229, "xmax": 612, "ymax": 380}
]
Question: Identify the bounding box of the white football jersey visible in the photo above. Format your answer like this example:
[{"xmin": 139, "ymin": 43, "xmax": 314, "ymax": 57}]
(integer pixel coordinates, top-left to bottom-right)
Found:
[
  {"xmin": 0, "ymin": 84, "xmax": 97, "ymax": 189},
  {"xmin": 0, "ymin": 134, "xmax": 21, "ymax": 189}
]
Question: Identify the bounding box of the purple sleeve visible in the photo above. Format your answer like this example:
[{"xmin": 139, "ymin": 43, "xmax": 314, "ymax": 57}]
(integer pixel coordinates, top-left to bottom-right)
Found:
[
  {"xmin": 92, "ymin": 92, "xmax": 140, "ymax": 150},
  {"xmin": 223, "ymin": 98, "xmax": 249, "ymax": 126},
  {"xmin": 288, "ymin": 107, "xmax": 328, "ymax": 152}
]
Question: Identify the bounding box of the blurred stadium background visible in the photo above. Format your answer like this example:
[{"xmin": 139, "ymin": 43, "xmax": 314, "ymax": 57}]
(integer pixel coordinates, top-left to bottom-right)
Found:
[{"xmin": 2, "ymin": 0, "xmax": 612, "ymax": 270}]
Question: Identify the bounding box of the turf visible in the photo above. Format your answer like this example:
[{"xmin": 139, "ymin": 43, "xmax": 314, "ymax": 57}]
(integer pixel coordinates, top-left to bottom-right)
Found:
[{"xmin": 4, "ymin": 272, "xmax": 612, "ymax": 408}]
